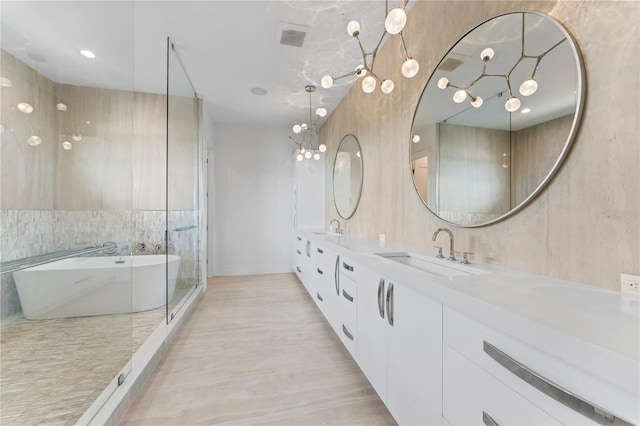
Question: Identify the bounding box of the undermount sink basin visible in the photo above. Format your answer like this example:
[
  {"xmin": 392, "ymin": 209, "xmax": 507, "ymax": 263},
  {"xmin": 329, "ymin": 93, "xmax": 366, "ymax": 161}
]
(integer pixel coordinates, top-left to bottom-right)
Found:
[{"xmin": 375, "ymin": 252, "xmax": 489, "ymax": 278}]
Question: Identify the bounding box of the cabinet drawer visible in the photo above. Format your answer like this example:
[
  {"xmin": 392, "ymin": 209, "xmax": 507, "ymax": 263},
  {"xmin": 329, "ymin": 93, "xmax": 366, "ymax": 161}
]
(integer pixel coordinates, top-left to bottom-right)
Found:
[
  {"xmin": 314, "ymin": 245, "xmax": 333, "ymax": 276},
  {"xmin": 340, "ymin": 256, "xmax": 357, "ymax": 278},
  {"xmin": 443, "ymin": 344, "xmax": 561, "ymax": 425},
  {"xmin": 443, "ymin": 307, "xmax": 635, "ymax": 425},
  {"xmin": 339, "ymin": 275, "xmax": 357, "ymax": 358}
]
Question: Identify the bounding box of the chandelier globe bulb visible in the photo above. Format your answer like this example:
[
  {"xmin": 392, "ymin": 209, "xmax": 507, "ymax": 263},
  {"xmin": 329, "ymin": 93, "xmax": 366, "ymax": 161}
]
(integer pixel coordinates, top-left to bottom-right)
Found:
[
  {"xmin": 321, "ymin": 75, "xmax": 334, "ymax": 89},
  {"xmin": 347, "ymin": 20, "xmax": 361, "ymax": 37},
  {"xmin": 519, "ymin": 79, "xmax": 538, "ymax": 97},
  {"xmin": 362, "ymin": 76, "xmax": 376, "ymax": 93},
  {"xmin": 385, "ymin": 8, "xmax": 407, "ymax": 34},
  {"xmin": 505, "ymin": 97, "xmax": 521, "ymax": 112},
  {"xmin": 381, "ymin": 80, "xmax": 395, "ymax": 94},
  {"xmin": 401, "ymin": 58, "xmax": 419, "ymax": 78},
  {"xmin": 437, "ymin": 77, "xmax": 449, "ymax": 90},
  {"xmin": 480, "ymin": 47, "xmax": 495, "ymax": 61},
  {"xmin": 453, "ymin": 89, "xmax": 467, "ymax": 103},
  {"xmin": 471, "ymin": 96, "xmax": 484, "ymax": 108}
]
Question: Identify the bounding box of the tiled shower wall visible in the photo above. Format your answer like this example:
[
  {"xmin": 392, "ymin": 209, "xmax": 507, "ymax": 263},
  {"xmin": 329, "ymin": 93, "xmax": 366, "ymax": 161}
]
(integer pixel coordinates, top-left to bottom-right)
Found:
[{"xmin": 0, "ymin": 210, "xmax": 198, "ymax": 319}]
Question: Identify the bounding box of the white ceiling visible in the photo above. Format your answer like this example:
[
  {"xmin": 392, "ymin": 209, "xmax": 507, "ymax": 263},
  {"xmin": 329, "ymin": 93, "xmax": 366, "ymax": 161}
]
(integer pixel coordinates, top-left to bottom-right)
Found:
[{"xmin": 1, "ymin": 0, "xmax": 403, "ymax": 129}]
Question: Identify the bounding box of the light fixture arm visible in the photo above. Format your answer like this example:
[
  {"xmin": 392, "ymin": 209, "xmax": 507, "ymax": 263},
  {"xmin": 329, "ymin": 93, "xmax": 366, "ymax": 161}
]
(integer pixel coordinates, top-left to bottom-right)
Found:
[
  {"xmin": 400, "ymin": 32, "xmax": 410, "ymax": 60},
  {"xmin": 528, "ymin": 38, "xmax": 566, "ymax": 79},
  {"xmin": 289, "ymin": 85, "xmax": 328, "ymax": 161},
  {"xmin": 321, "ymin": 0, "xmax": 418, "ymax": 94}
]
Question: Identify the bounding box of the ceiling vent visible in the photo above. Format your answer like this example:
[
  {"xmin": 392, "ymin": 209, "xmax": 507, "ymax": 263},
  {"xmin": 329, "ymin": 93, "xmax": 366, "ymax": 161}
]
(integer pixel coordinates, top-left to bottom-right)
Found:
[
  {"xmin": 277, "ymin": 22, "xmax": 309, "ymax": 48},
  {"xmin": 438, "ymin": 53, "xmax": 469, "ymax": 72}
]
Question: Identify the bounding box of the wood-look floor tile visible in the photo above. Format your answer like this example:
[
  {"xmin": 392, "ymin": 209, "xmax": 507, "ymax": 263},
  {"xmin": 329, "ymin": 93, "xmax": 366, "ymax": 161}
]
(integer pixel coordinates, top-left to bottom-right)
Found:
[{"xmin": 121, "ymin": 273, "xmax": 395, "ymax": 426}]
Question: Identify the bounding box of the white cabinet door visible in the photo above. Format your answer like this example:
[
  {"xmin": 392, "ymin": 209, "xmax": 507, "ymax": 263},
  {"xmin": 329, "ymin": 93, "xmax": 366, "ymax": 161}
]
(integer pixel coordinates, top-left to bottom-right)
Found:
[
  {"xmin": 443, "ymin": 344, "xmax": 562, "ymax": 425},
  {"xmin": 387, "ymin": 283, "xmax": 442, "ymax": 425},
  {"xmin": 356, "ymin": 265, "xmax": 388, "ymax": 402}
]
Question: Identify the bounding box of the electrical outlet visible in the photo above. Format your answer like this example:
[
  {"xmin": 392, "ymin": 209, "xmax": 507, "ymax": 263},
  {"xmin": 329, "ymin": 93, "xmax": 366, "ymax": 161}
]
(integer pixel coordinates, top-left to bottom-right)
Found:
[
  {"xmin": 621, "ymin": 273, "xmax": 640, "ymax": 295},
  {"xmin": 621, "ymin": 274, "xmax": 640, "ymax": 315}
]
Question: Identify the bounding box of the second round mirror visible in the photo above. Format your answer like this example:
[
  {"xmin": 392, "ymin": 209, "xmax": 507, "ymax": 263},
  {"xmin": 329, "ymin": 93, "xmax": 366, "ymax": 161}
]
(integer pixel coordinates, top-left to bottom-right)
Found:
[{"xmin": 333, "ymin": 134, "xmax": 363, "ymax": 219}]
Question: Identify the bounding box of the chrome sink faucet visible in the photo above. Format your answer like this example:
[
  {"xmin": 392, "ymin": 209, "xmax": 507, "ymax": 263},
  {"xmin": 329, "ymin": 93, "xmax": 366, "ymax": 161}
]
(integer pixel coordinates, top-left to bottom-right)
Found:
[
  {"xmin": 330, "ymin": 219, "xmax": 342, "ymax": 235},
  {"xmin": 432, "ymin": 227, "xmax": 456, "ymax": 261}
]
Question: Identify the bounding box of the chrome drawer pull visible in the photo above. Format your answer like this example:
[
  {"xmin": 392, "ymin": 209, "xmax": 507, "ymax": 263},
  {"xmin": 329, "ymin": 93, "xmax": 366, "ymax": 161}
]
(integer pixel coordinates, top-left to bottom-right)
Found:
[
  {"xmin": 386, "ymin": 283, "xmax": 394, "ymax": 326},
  {"xmin": 316, "ymin": 293, "xmax": 323, "ymax": 302},
  {"xmin": 296, "ymin": 266, "xmax": 301, "ymax": 273},
  {"xmin": 342, "ymin": 262, "xmax": 353, "ymax": 271},
  {"xmin": 377, "ymin": 278, "xmax": 385, "ymax": 319},
  {"xmin": 482, "ymin": 411, "xmax": 499, "ymax": 426},
  {"xmin": 296, "ymin": 249, "xmax": 301, "ymax": 255},
  {"xmin": 317, "ymin": 248, "xmax": 323, "ymax": 254},
  {"xmin": 483, "ymin": 341, "xmax": 632, "ymax": 426},
  {"xmin": 317, "ymin": 267, "xmax": 323, "ymax": 275},
  {"xmin": 342, "ymin": 289, "xmax": 354, "ymax": 302},
  {"xmin": 334, "ymin": 256, "xmax": 340, "ymax": 296},
  {"xmin": 296, "ymin": 236, "xmax": 301, "ymax": 241},
  {"xmin": 342, "ymin": 325, "xmax": 354, "ymax": 341}
]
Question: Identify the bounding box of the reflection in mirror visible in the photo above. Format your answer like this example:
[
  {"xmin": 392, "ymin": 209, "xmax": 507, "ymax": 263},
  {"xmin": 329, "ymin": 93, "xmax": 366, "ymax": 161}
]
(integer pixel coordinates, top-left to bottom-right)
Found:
[
  {"xmin": 411, "ymin": 11, "xmax": 584, "ymax": 227},
  {"xmin": 333, "ymin": 134, "xmax": 364, "ymax": 219}
]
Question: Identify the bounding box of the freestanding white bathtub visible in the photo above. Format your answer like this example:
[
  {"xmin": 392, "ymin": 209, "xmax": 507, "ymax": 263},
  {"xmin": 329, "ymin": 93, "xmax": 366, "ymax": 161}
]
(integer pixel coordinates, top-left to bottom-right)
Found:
[{"xmin": 13, "ymin": 255, "xmax": 180, "ymax": 320}]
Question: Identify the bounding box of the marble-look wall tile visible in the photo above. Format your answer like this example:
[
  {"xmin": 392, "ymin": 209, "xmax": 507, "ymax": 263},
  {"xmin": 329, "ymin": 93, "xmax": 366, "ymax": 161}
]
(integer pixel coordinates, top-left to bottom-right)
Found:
[
  {"xmin": 1, "ymin": 50, "xmax": 198, "ymax": 213},
  {"xmin": 55, "ymin": 84, "xmax": 134, "ymax": 211},
  {"xmin": 0, "ymin": 50, "xmax": 56, "ymax": 210},
  {"xmin": 319, "ymin": 1, "xmax": 639, "ymax": 291}
]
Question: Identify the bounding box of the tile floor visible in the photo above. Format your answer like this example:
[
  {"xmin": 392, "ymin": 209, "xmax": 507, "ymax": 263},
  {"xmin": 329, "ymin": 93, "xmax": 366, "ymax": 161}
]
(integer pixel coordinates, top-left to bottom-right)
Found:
[
  {"xmin": 0, "ymin": 307, "xmax": 164, "ymax": 425},
  {"xmin": 121, "ymin": 273, "xmax": 395, "ymax": 425}
]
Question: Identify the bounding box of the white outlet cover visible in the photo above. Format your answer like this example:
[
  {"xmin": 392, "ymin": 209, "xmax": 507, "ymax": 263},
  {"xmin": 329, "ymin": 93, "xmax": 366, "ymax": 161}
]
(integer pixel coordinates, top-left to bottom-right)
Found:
[
  {"xmin": 621, "ymin": 273, "xmax": 640, "ymax": 315},
  {"xmin": 621, "ymin": 273, "xmax": 640, "ymax": 295}
]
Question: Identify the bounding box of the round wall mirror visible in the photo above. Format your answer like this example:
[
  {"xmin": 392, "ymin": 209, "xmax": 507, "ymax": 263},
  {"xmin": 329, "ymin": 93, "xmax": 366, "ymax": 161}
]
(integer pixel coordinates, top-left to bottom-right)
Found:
[
  {"xmin": 410, "ymin": 11, "xmax": 585, "ymax": 227},
  {"xmin": 333, "ymin": 134, "xmax": 364, "ymax": 219}
]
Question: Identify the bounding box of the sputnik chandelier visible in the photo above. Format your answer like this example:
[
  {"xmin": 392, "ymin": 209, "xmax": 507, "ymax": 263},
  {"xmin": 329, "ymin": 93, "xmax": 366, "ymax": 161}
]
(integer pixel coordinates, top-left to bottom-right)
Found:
[
  {"xmin": 437, "ymin": 12, "xmax": 566, "ymax": 112},
  {"xmin": 290, "ymin": 85, "xmax": 327, "ymax": 162},
  {"xmin": 321, "ymin": 0, "xmax": 419, "ymax": 95}
]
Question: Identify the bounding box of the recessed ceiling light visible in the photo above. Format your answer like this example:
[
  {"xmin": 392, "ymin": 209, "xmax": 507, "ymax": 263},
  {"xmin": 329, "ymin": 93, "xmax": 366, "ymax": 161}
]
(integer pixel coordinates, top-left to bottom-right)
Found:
[
  {"xmin": 80, "ymin": 49, "xmax": 96, "ymax": 59},
  {"xmin": 250, "ymin": 87, "xmax": 268, "ymax": 96},
  {"xmin": 521, "ymin": 108, "xmax": 531, "ymax": 114}
]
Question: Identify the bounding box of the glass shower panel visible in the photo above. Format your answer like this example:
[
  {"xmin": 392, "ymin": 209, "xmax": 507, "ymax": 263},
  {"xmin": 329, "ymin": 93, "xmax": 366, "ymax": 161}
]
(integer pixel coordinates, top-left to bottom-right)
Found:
[
  {"xmin": 166, "ymin": 39, "xmax": 200, "ymax": 321},
  {"xmin": 0, "ymin": 2, "xmax": 134, "ymax": 424}
]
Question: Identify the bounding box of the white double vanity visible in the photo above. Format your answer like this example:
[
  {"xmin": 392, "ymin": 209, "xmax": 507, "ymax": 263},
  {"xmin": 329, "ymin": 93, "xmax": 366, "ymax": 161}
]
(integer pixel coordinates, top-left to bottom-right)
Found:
[{"xmin": 293, "ymin": 230, "xmax": 639, "ymax": 426}]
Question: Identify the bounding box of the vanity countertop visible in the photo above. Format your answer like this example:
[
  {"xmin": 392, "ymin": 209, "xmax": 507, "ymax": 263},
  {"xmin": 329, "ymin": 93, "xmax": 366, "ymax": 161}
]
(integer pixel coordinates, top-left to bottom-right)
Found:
[{"xmin": 297, "ymin": 230, "xmax": 640, "ymax": 367}]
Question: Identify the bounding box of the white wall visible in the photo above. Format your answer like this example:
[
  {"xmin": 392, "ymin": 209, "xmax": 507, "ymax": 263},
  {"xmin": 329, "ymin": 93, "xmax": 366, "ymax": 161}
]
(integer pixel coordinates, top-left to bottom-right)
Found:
[{"xmin": 211, "ymin": 124, "xmax": 293, "ymax": 276}]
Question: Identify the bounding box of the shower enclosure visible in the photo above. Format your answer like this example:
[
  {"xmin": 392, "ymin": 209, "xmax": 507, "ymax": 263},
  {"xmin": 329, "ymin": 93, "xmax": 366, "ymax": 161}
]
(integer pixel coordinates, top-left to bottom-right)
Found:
[{"xmin": 0, "ymin": 2, "xmax": 202, "ymax": 424}]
